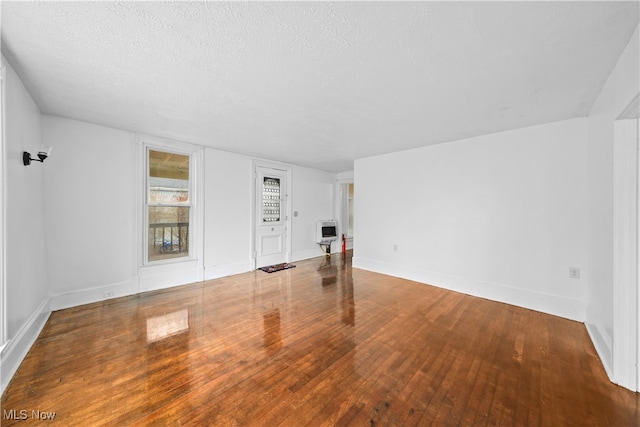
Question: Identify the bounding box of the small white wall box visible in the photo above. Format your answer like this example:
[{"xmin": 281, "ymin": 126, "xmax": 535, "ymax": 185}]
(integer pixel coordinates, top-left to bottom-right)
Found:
[{"xmin": 317, "ymin": 220, "xmax": 338, "ymax": 244}]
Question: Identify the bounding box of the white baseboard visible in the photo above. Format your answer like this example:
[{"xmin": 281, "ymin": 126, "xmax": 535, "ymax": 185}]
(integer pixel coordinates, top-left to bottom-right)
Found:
[
  {"xmin": 293, "ymin": 242, "xmax": 348, "ymax": 262},
  {"xmin": 50, "ymin": 261, "xmax": 254, "ymax": 312},
  {"xmin": 353, "ymin": 257, "xmax": 587, "ymax": 322},
  {"xmin": 585, "ymin": 321, "xmax": 613, "ymax": 380},
  {"xmin": 293, "ymin": 248, "xmax": 329, "ymax": 262},
  {"xmin": 138, "ymin": 267, "xmax": 203, "ymax": 293},
  {"xmin": 50, "ymin": 280, "xmax": 135, "ymax": 311},
  {"xmin": 1, "ymin": 297, "xmax": 51, "ymax": 395},
  {"xmin": 204, "ymin": 261, "xmax": 253, "ymax": 281}
]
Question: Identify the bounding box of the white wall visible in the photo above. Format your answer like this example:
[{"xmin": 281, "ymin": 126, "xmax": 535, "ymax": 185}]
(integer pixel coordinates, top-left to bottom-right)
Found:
[
  {"xmin": 41, "ymin": 115, "xmax": 337, "ymax": 298},
  {"xmin": 4, "ymin": 58, "xmax": 48, "ymax": 337},
  {"xmin": 354, "ymin": 118, "xmax": 589, "ymax": 321},
  {"xmin": 203, "ymin": 147, "xmax": 253, "ymax": 279},
  {"xmin": 1, "ymin": 57, "xmax": 50, "ymax": 392},
  {"xmin": 291, "ymin": 165, "xmax": 336, "ymax": 260},
  {"xmin": 42, "ymin": 116, "xmax": 136, "ymax": 306},
  {"xmin": 586, "ymin": 24, "xmax": 640, "ymax": 373}
]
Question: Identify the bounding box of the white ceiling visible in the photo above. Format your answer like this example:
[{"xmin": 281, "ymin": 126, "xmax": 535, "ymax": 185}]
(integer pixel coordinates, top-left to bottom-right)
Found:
[{"xmin": 1, "ymin": 2, "xmax": 638, "ymax": 172}]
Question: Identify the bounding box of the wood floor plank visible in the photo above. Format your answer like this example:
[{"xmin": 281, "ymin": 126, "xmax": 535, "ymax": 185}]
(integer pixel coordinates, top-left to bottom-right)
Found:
[{"xmin": 2, "ymin": 251, "xmax": 639, "ymax": 426}]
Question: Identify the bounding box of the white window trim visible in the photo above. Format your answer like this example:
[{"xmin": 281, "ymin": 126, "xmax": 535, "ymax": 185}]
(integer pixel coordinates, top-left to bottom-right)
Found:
[
  {"xmin": 135, "ymin": 135, "xmax": 204, "ymax": 287},
  {"xmin": 0, "ymin": 62, "xmax": 6, "ymax": 350}
]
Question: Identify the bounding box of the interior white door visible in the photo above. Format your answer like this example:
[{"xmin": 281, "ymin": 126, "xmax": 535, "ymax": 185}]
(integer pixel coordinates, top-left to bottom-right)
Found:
[{"xmin": 255, "ymin": 166, "xmax": 288, "ymax": 268}]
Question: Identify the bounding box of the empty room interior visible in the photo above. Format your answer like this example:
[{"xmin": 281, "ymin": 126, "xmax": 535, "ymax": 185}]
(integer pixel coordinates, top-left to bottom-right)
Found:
[{"xmin": 1, "ymin": 1, "xmax": 640, "ymax": 425}]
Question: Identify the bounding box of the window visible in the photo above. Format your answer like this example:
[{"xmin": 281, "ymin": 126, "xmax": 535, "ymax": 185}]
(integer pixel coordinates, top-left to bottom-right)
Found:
[
  {"xmin": 137, "ymin": 137, "xmax": 203, "ymax": 288},
  {"xmin": 146, "ymin": 149, "xmax": 191, "ymax": 262}
]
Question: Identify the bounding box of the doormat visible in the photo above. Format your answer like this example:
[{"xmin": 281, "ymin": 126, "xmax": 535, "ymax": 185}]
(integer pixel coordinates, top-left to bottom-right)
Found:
[{"xmin": 259, "ymin": 263, "xmax": 296, "ymax": 273}]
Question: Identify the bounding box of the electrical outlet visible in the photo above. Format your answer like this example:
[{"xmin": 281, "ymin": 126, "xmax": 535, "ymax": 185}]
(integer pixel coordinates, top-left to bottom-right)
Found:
[{"xmin": 569, "ymin": 268, "xmax": 580, "ymax": 279}]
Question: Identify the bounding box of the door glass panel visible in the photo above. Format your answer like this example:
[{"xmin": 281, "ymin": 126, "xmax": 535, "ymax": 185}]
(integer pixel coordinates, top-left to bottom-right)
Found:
[{"xmin": 263, "ymin": 177, "xmax": 281, "ymax": 222}]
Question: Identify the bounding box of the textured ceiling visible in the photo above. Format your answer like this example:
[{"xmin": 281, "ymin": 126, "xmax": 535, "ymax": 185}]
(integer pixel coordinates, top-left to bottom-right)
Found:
[{"xmin": 1, "ymin": 1, "xmax": 639, "ymax": 172}]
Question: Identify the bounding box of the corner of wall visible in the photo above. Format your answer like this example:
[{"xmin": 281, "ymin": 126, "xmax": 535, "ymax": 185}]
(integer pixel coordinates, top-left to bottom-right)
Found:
[
  {"xmin": 584, "ymin": 21, "xmax": 639, "ymax": 388},
  {"xmin": 585, "ymin": 319, "xmax": 613, "ymax": 379},
  {"xmin": 49, "ymin": 279, "xmax": 136, "ymax": 311}
]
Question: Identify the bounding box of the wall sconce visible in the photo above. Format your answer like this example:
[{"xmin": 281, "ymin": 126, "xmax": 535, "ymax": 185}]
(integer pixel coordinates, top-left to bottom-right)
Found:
[{"xmin": 23, "ymin": 147, "xmax": 52, "ymax": 166}]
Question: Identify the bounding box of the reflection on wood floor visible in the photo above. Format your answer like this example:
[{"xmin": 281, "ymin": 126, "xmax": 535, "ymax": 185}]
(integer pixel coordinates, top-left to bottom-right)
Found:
[{"xmin": 2, "ymin": 251, "xmax": 639, "ymax": 426}]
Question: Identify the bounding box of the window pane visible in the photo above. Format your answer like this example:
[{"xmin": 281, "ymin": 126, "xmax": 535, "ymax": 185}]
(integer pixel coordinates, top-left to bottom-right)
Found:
[
  {"xmin": 149, "ymin": 177, "xmax": 189, "ymax": 204},
  {"xmin": 149, "ymin": 150, "xmax": 189, "ymax": 204},
  {"xmin": 262, "ymin": 177, "xmax": 281, "ymax": 222},
  {"xmin": 148, "ymin": 205, "xmax": 190, "ymax": 261}
]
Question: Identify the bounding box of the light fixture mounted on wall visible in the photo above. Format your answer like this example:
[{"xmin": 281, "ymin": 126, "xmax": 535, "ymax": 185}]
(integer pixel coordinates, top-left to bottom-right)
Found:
[{"xmin": 23, "ymin": 147, "xmax": 52, "ymax": 166}]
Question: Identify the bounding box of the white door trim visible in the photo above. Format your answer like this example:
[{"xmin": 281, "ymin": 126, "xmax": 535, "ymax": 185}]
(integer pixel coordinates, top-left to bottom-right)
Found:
[
  {"xmin": 252, "ymin": 160, "xmax": 292, "ymax": 269},
  {"xmin": 612, "ymin": 93, "xmax": 640, "ymax": 392},
  {"xmin": 0, "ymin": 62, "xmax": 6, "ymax": 350}
]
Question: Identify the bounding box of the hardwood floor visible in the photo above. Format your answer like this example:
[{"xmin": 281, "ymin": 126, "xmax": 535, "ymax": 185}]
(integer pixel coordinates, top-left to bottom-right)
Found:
[{"xmin": 2, "ymin": 252, "xmax": 639, "ymax": 426}]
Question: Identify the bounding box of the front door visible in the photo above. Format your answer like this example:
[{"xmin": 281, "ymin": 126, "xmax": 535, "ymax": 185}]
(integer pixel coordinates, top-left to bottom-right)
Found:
[{"xmin": 255, "ymin": 166, "xmax": 289, "ymax": 268}]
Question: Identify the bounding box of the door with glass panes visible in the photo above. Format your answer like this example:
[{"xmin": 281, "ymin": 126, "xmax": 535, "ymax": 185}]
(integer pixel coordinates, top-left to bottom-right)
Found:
[{"xmin": 255, "ymin": 166, "xmax": 288, "ymax": 268}]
